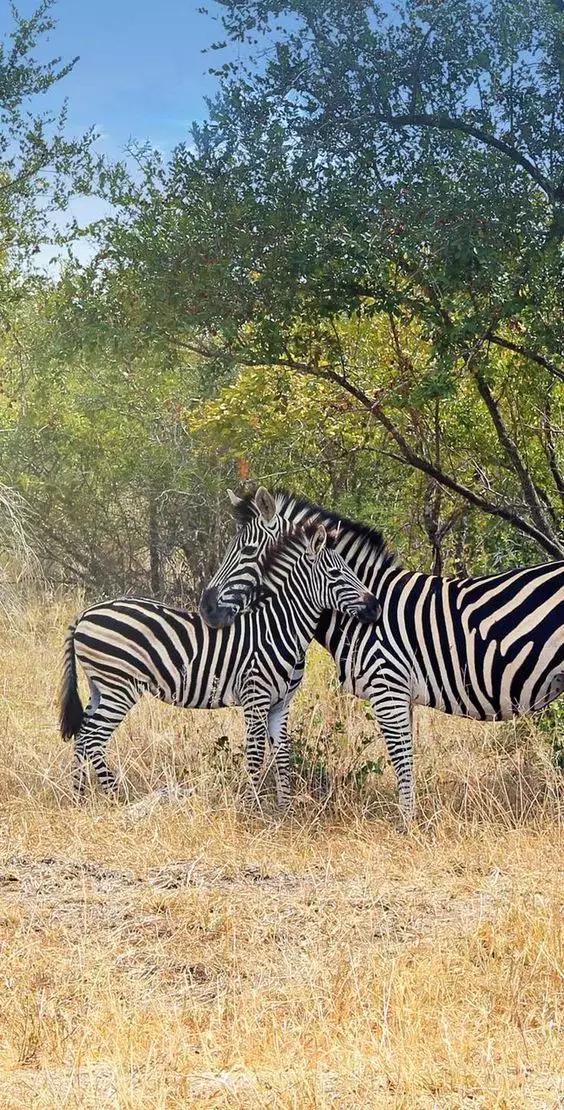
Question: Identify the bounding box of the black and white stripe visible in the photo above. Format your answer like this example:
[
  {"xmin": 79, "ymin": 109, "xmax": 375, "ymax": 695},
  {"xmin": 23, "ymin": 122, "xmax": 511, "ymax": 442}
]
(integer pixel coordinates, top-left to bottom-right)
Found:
[
  {"xmin": 59, "ymin": 524, "xmax": 379, "ymax": 802},
  {"xmin": 201, "ymin": 488, "xmax": 564, "ymax": 821}
]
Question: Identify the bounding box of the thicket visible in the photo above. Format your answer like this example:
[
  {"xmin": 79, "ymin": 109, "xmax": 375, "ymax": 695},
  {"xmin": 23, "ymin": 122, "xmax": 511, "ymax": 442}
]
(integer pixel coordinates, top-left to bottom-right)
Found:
[{"xmin": 0, "ymin": 1, "xmax": 562, "ymax": 601}]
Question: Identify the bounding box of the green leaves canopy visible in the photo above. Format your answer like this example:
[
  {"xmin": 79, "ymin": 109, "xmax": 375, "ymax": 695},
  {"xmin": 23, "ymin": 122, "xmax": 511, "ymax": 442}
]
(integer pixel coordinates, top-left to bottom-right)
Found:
[
  {"xmin": 86, "ymin": 0, "xmax": 563, "ymax": 560},
  {"xmin": 0, "ymin": 1, "xmax": 98, "ymax": 305}
]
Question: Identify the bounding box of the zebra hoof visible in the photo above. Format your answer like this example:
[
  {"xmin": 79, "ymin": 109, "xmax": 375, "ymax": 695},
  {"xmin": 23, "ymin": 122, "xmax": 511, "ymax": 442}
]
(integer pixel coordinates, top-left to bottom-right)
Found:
[
  {"xmin": 397, "ymin": 813, "xmax": 416, "ymax": 835},
  {"xmin": 274, "ymin": 786, "xmax": 293, "ymax": 812},
  {"xmin": 104, "ymin": 780, "xmax": 127, "ymax": 803}
]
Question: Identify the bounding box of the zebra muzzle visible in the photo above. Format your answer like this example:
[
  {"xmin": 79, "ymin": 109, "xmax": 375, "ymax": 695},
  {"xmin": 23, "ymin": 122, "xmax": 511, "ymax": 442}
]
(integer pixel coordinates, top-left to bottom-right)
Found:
[
  {"xmin": 358, "ymin": 594, "xmax": 381, "ymax": 623},
  {"xmin": 199, "ymin": 587, "xmax": 235, "ymax": 628}
]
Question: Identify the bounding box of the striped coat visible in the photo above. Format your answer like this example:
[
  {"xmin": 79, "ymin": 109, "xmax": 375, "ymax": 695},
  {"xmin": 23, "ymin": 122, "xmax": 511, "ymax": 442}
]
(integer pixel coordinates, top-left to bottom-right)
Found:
[
  {"xmin": 60, "ymin": 524, "xmax": 379, "ymax": 801},
  {"xmin": 200, "ymin": 487, "xmax": 564, "ymax": 821}
]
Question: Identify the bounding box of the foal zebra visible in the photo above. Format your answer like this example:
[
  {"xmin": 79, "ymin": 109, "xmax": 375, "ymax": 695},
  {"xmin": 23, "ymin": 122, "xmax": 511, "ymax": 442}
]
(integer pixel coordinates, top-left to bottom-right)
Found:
[
  {"xmin": 200, "ymin": 487, "xmax": 564, "ymax": 822},
  {"xmin": 59, "ymin": 523, "xmax": 379, "ymax": 802}
]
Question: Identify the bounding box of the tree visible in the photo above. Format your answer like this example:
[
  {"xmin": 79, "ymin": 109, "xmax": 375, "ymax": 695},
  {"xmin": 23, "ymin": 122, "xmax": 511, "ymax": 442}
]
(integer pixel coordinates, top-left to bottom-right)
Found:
[
  {"xmin": 90, "ymin": 0, "xmax": 563, "ymax": 561},
  {"xmin": 0, "ymin": 1, "xmax": 98, "ymax": 310},
  {"xmin": 0, "ymin": 278, "xmax": 235, "ymax": 599},
  {"xmin": 0, "ymin": 1, "xmax": 102, "ymax": 576}
]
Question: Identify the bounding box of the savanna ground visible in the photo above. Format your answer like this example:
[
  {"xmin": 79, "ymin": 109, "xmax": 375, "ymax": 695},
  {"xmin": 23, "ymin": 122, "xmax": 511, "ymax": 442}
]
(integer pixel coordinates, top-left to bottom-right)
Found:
[{"xmin": 0, "ymin": 597, "xmax": 561, "ymax": 1109}]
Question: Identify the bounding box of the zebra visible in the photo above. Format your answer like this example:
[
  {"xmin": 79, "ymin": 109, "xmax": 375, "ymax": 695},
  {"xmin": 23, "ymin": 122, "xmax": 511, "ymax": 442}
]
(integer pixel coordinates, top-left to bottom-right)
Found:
[
  {"xmin": 200, "ymin": 486, "xmax": 564, "ymax": 823},
  {"xmin": 59, "ymin": 522, "xmax": 380, "ymax": 804}
]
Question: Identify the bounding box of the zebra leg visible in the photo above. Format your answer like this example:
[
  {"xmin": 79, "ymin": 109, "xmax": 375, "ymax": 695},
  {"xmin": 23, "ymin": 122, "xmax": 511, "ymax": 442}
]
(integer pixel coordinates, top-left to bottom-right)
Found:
[
  {"xmin": 73, "ymin": 719, "xmax": 120, "ymax": 796},
  {"xmin": 73, "ymin": 687, "xmax": 135, "ymax": 797},
  {"xmin": 73, "ymin": 738, "xmax": 89, "ymax": 798},
  {"xmin": 369, "ymin": 687, "xmax": 415, "ymax": 826},
  {"xmin": 269, "ymin": 661, "xmax": 305, "ymax": 809},
  {"xmin": 240, "ymin": 693, "xmax": 271, "ymax": 808},
  {"xmin": 268, "ymin": 700, "xmax": 293, "ymax": 809}
]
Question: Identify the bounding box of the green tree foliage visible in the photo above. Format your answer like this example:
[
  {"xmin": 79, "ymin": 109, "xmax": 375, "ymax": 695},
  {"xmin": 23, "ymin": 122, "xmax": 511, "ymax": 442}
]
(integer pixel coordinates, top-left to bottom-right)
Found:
[
  {"xmin": 84, "ymin": 0, "xmax": 562, "ymax": 564},
  {"xmin": 1, "ymin": 0, "xmax": 563, "ymax": 595},
  {"xmin": 0, "ymin": 1, "xmax": 98, "ymax": 307},
  {"xmin": 0, "ymin": 2, "xmax": 102, "ymax": 576},
  {"xmin": 0, "ymin": 282, "xmax": 233, "ymax": 599}
]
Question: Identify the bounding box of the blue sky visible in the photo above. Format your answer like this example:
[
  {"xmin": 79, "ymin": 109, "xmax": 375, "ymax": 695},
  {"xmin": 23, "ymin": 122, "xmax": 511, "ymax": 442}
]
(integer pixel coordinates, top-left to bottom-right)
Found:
[
  {"xmin": 6, "ymin": 1, "xmax": 232, "ymax": 265},
  {"xmin": 14, "ymin": 0, "xmax": 229, "ymax": 158},
  {"xmin": 12, "ymin": 1, "xmax": 398, "ymax": 158},
  {"xmin": 9, "ymin": 0, "xmax": 395, "ymax": 267}
]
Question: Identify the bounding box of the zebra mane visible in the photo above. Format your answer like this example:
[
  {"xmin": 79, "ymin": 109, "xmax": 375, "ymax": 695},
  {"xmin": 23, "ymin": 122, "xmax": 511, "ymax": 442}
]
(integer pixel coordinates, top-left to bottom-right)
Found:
[
  {"xmin": 257, "ymin": 521, "xmax": 338, "ymax": 582},
  {"xmin": 232, "ymin": 487, "xmax": 397, "ymax": 570}
]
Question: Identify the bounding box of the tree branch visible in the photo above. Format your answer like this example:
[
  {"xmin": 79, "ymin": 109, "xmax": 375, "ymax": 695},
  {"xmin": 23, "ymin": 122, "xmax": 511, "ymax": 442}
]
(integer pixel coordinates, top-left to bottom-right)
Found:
[
  {"xmin": 473, "ymin": 367, "xmax": 560, "ymax": 542},
  {"xmin": 173, "ymin": 334, "xmax": 564, "ymax": 559},
  {"xmin": 368, "ymin": 396, "xmax": 564, "ymax": 559},
  {"xmin": 541, "ymin": 407, "xmax": 564, "ymax": 508},
  {"xmin": 350, "ymin": 111, "xmax": 560, "ymax": 202},
  {"xmin": 298, "ymin": 360, "xmax": 564, "ymax": 558},
  {"xmin": 486, "ymin": 332, "xmax": 564, "ymax": 382}
]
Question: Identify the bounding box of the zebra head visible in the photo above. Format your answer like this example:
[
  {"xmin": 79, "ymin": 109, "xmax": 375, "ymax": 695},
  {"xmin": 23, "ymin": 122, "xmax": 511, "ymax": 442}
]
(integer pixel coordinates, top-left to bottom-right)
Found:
[
  {"xmin": 200, "ymin": 486, "xmax": 287, "ymax": 628},
  {"xmin": 255, "ymin": 523, "xmax": 381, "ymax": 624},
  {"xmin": 300, "ymin": 525, "xmax": 381, "ymax": 623}
]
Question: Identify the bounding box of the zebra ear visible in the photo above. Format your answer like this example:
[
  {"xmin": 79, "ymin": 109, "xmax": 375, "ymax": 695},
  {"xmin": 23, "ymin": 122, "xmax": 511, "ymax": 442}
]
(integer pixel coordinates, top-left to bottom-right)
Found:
[
  {"xmin": 227, "ymin": 488, "xmax": 243, "ymax": 508},
  {"xmin": 308, "ymin": 524, "xmax": 327, "ymax": 559},
  {"xmin": 254, "ymin": 486, "xmax": 276, "ymax": 523}
]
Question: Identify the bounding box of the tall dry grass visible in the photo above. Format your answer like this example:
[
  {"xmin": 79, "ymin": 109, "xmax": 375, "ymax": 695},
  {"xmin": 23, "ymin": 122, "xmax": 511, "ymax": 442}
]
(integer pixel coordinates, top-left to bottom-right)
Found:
[{"xmin": 0, "ymin": 595, "xmax": 561, "ymax": 1108}]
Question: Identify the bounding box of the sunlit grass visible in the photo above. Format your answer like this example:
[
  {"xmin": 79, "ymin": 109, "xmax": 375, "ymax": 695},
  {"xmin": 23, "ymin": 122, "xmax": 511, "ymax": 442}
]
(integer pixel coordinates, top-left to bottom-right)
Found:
[{"xmin": 0, "ymin": 595, "xmax": 561, "ymax": 1107}]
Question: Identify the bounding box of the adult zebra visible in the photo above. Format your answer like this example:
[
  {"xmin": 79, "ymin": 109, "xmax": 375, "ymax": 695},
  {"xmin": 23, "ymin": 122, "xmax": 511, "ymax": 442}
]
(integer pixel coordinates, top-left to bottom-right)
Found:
[
  {"xmin": 59, "ymin": 523, "xmax": 379, "ymax": 802},
  {"xmin": 200, "ymin": 487, "xmax": 564, "ymax": 822}
]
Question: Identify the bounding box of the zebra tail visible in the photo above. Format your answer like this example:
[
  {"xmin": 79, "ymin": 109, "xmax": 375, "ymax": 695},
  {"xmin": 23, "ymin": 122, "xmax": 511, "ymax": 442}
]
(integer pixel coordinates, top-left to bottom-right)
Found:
[{"xmin": 59, "ymin": 622, "xmax": 84, "ymax": 740}]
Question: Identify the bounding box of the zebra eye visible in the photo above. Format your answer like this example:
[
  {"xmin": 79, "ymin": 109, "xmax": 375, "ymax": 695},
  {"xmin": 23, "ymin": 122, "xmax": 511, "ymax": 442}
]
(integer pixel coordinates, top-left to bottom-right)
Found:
[{"xmin": 242, "ymin": 545, "xmax": 256, "ymax": 557}]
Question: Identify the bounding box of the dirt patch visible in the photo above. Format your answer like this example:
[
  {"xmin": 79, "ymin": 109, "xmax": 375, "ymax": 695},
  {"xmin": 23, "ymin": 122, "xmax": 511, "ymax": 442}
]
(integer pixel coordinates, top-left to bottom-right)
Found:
[
  {"xmin": 147, "ymin": 857, "xmax": 326, "ymax": 892},
  {"xmin": 0, "ymin": 857, "xmax": 138, "ymax": 894},
  {"xmin": 0, "ymin": 850, "xmax": 532, "ymax": 955}
]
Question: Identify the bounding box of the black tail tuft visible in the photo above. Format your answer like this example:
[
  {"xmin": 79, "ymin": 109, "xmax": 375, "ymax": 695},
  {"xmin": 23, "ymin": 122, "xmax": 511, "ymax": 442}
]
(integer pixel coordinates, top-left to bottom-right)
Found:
[{"xmin": 59, "ymin": 622, "xmax": 84, "ymax": 740}]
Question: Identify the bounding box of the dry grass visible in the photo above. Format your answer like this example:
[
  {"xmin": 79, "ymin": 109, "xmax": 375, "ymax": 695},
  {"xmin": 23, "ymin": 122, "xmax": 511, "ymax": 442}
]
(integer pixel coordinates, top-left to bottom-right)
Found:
[{"xmin": 0, "ymin": 596, "xmax": 562, "ymax": 1108}]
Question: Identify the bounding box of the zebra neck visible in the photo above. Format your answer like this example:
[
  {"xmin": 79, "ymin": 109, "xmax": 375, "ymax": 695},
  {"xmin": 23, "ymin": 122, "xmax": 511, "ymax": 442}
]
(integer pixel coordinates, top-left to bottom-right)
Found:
[
  {"xmin": 338, "ymin": 540, "xmax": 395, "ymax": 593},
  {"xmin": 262, "ymin": 568, "xmax": 321, "ymax": 647}
]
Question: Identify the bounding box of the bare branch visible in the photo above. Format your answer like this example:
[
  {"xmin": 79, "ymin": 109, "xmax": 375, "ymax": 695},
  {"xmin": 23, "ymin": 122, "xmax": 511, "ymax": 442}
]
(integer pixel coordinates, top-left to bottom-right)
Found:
[
  {"xmin": 287, "ymin": 356, "xmax": 564, "ymax": 556},
  {"xmin": 369, "ymin": 397, "xmax": 564, "ymax": 559},
  {"xmin": 486, "ymin": 333, "xmax": 564, "ymax": 382},
  {"xmin": 541, "ymin": 407, "xmax": 564, "ymax": 508},
  {"xmin": 174, "ymin": 335, "xmax": 564, "ymax": 559},
  {"xmin": 473, "ymin": 367, "xmax": 560, "ymax": 543}
]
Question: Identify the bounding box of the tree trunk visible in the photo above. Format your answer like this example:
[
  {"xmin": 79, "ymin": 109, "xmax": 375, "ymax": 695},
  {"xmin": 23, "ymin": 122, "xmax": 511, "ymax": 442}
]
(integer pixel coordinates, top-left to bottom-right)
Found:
[{"xmin": 148, "ymin": 493, "xmax": 161, "ymax": 597}]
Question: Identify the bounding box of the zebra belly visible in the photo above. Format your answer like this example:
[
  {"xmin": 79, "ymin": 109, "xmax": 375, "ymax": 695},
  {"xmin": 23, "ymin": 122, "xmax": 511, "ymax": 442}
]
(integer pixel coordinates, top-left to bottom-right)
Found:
[
  {"xmin": 328, "ymin": 627, "xmax": 554, "ymax": 721},
  {"xmin": 411, "ymin": 681, "xmax": 489, "ymax": 718},
  {"xmin": 498, "ymin": 666, "xmax": 564, "ymax": 719},
  {"xmin": 180, "ymin": 694, "xmax": 238, "ymax": 710},
  {"xmin": 411, "ymin": 675, "xmax": 454, "ymax": 714},
  {"xmin": 412, "ymin": 655, "xmax": 564, "ymax": 721},
  {"xmin": 180, "ymin": 679, "xmax": 238, "ymax": 710},
  {"xmin": 179, "ymin": 664, "xmax": 297, "ymax": 712}
]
